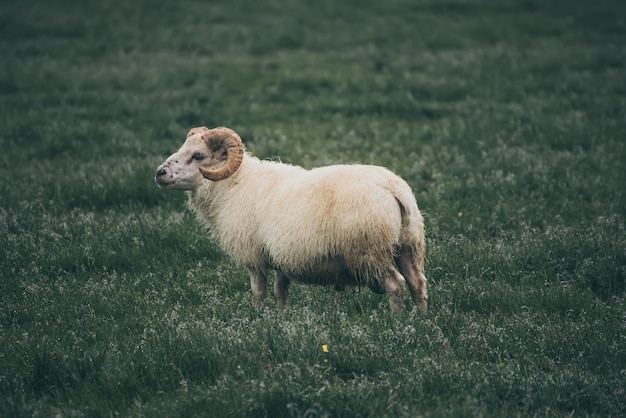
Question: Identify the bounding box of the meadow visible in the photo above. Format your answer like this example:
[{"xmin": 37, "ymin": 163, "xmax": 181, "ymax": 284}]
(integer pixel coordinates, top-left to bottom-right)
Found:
[{"xmin": 1, "ymin": 0, "xmax": 625, "ymax": 416}]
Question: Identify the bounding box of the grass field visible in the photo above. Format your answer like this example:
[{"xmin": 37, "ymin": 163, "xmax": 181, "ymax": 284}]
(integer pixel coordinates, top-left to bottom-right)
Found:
[{"xmin": 1, "ymin": 0, "xmax": 625, "ymax": 416}]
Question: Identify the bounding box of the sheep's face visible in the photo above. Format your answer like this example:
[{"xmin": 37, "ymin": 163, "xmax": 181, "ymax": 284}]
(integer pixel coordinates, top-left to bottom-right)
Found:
[{"xmin": 155, "ymin": 127, "xmax": 227, "ymax": 191}]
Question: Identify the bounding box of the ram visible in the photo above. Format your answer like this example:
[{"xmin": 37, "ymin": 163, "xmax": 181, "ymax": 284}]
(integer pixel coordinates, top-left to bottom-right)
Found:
[{"xmin": 155, "ymin": 126, "xmax": 427, "ymax": 311}]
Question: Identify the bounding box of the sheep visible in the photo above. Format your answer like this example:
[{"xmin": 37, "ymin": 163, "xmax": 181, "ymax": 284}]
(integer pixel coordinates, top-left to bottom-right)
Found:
[{"xmin": 155, "ymin": 126, "xmax": 427, "ymax": 312}]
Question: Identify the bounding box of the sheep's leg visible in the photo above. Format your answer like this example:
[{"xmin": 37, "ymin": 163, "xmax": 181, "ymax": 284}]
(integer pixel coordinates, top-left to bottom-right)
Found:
[
  {"xmin": 248, "ymin": 269, "xmax": 268, "ymax": 308},
  {"xmin": 384, "ymin": 267, "xmax": 406, "ymax": 312},
  {"xmin": 395, "ymin": 249, "xmax": 428, "ymax": 311},
  {"xmin": 274, "ymin": 271, "xmax": 290, "ymax": 308}
]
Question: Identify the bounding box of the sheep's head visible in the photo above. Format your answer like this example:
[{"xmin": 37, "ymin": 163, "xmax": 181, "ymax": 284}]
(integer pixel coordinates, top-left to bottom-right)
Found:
[{"xmin": 155, "ymin": 126, "xmax": 245, "ymax": 190}]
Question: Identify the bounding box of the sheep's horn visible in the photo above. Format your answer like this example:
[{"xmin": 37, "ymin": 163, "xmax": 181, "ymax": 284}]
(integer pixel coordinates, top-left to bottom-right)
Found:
[
  {"xmin": 187, "ymin": 126, "xmax": 209, "ymax": 137},
  {"xmin": 198, "ymin": 127, "xmax": 244, "ymax": 181}
]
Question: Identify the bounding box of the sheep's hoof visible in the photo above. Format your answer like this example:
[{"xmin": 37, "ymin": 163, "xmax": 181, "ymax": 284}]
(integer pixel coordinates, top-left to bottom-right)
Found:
[
  {"xmin": 367, "ymin": 281, "xmax": 387, "ymax": 294},
  {"xmin": 416, "ymin": 299, "xmax": 428, "ymax": 312}
]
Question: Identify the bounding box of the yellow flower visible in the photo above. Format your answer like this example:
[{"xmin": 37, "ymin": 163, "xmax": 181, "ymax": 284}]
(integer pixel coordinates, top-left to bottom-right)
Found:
[
  {"xmin": 457, "ymin": 211, "xmax": 463, "ymax": 217},
  {"xmin": 321, "ymin": 344, "xmax": 329, "ymax": 353}
]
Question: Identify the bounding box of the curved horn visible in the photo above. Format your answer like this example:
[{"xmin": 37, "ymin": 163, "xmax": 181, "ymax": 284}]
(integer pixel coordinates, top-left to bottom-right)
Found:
[
  {"xmin": 198, "ymin": 127, "xmax": 244, "ymax": 181},
  {"xmin": 187, "ymin": 126, "xmax": 209, "ymax": 137}
]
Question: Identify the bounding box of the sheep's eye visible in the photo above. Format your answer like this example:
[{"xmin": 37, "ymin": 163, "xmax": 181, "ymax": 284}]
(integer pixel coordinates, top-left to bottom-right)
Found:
[{"xmin": 192, "ymin": 153, "xmax": 206, "ymax": 161}]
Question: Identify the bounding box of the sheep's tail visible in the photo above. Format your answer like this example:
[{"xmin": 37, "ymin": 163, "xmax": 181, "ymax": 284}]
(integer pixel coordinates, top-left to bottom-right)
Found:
[{"xmin": 393, "ymin": 187, "xmax": 426, "ymax": 272}]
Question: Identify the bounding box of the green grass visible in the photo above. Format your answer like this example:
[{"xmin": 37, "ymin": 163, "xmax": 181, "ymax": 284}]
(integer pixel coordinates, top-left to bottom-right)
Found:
[{"xmin": 1, "ymin": 0, "xmax": 625, "ymax": 416}]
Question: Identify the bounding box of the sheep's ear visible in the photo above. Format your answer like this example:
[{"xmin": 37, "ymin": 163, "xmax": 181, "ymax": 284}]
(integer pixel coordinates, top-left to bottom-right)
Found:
[{"xmin": 187, "ymin": 126, "xmax": 209, "ymax": 138}]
